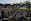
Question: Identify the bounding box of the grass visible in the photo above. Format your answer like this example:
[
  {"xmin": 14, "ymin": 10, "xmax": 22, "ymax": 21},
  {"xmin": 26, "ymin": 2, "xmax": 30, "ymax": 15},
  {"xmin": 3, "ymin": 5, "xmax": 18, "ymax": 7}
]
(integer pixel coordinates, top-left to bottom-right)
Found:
[{"xmin": 19, "ymin": 8, "xmax": 30, "ymax": 10}]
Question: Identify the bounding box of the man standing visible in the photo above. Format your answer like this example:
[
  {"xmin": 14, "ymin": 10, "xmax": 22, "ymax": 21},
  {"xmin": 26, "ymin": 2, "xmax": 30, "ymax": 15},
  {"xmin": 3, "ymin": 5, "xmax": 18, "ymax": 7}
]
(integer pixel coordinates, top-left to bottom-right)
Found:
[
  {"xmin": 0, "ymin": 13, "xmax": 2, "ymax": 21},
  {"xmin": 1, "ymin": 10, "xmax": 9, "ymax": 21}
]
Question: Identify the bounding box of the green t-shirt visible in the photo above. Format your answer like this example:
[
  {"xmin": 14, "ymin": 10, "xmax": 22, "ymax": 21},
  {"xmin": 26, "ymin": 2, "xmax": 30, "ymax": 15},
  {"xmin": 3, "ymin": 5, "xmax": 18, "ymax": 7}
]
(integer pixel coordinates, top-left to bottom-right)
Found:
[{"xmin": 2, "ymin": 18, "xmax": 9, "ymax": 20}]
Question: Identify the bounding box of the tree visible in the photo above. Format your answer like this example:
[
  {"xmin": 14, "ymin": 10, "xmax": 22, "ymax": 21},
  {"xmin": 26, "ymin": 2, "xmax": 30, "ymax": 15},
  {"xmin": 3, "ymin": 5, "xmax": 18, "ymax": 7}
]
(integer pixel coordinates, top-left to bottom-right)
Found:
[
  {"xmin": 13, "ymin": 3, "xmax": 18, "ymax": 6},
  {"xmin": 25, "ymin": 1, "xmax": 30, "ymax": 8}
]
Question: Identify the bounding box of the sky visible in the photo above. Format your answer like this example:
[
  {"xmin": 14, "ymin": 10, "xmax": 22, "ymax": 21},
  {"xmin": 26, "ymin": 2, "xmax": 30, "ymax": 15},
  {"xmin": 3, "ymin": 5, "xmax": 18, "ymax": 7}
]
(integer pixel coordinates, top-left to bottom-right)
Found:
[{"xmin": 0, "ymin": 0, "xmax": 31, "ymax": 4}]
